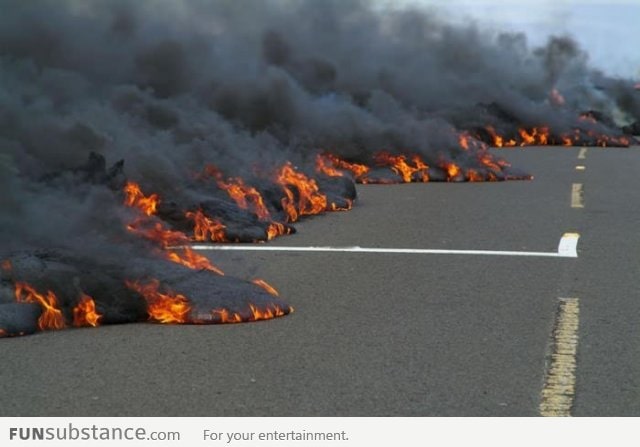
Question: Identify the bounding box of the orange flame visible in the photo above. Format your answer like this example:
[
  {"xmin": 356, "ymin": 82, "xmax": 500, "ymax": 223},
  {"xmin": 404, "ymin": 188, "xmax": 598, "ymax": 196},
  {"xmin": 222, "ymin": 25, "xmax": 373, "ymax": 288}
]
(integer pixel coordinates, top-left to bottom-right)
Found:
[
  {"xmin": 486, "ymin": 125, "xmax": 628, "ymax": 148},
  {"xmin": 441, "ymin": 162, "xmax": 461, "ymax": 180},
  {"xmin": 123, "ymin": 183, "xmax": 225, "ymax": 275},
  {"xmin": 124, "ymin": 181, "xmax": 159, "ymax": 216},
  {"xmin": 485, "ymin": 126, "xmax": 517, "ymax": 147},
  {"xmin": 73, "ymin": 294, "xmax": 102, "ymax": 327},
  {"xmin": 252, "ymin": 278, "xmax": 280, "ymax": 296},
  {"xmin": 126, "ymin": 279, "xmax": 191, "ymax": 324},
  {"xmin": 458, "ymin": 134, "xmax": 470, "ymax": 151},
  {"xmin": 275, "ymin": 162, "xmax": 327, "ymax": 222},
  {"xmin": 165, "ymin": 248, "xmax": 225, "ymax": 275},
  {"xmin": 315, "ymin": 154, "xmax": 345, "ymax": 177},
  {"xmin": 14, "ymin": 282, "xmax": 66, "ymax": 331},
  {"xmin": 185, "ymin": 209, "xmax": 227, "ymax": 242},
  {"xmin": 210, "ymin": 303, "xmax": 290, "ymax": 324},
  {"xmin": 266, "ymin": 222, "xmax": 292, "ymax": 240},
  {"xmin": 211, "ymin": 308, "xmax": 243, "ymax": 324},
  {"xmin": 373, "ymin": 152, "xmax": 429, "ymax": 183},
  {"xmin": 203, "ymin": 166, "xmax": 273, "ymax": 221},
  {"xmin": 518, "ymin": 127, "xmax": 549, "ymax": 146},
  {"xmin": 127, "ymin": 221, "xmax": 189, "ymax": 247},
  {"xmin": 248, "ymin": 303, "xmax": 287, "ymax": 321},
  {"xmin": 315, "ymin": 153, "xmax": 370, "ymax": 179},
  {"xmin": 329, "ymin": 199, "xmax": 353, "ymax": 211}
]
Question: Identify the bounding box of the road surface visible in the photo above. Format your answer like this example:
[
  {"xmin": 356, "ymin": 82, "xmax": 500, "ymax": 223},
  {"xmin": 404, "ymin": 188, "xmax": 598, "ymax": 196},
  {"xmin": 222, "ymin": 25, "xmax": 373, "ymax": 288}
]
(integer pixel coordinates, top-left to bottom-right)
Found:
[{"xmin": 1, "ymin": 146, "xmax": 639, "ymax": 416}]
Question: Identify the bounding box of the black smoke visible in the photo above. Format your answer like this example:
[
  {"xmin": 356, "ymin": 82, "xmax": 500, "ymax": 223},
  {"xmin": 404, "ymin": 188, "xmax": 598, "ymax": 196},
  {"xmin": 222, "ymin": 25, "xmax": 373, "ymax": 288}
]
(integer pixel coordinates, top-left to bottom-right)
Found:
[{"xmin": 0, "ymin": 0, "xmax": 638, "ymax": 336}]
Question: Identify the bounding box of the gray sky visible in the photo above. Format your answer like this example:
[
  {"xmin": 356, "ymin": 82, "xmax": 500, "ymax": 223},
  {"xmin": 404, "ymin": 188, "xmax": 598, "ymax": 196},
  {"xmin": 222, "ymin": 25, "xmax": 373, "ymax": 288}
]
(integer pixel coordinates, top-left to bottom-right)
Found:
[{"xmin": 382, "ymin": 0, "xmax": 640, "ymax": 79}]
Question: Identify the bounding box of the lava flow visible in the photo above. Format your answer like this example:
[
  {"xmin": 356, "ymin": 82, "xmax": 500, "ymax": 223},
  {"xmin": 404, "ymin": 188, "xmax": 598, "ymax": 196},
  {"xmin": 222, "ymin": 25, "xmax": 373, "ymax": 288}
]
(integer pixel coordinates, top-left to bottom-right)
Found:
[
  {"xmin": 316, "ymin": 147, "xmax": 520, "ymax": 183},
  {"xmin": 251, "ymin": 278, "xmax": 280, "ymax": 296},
  {"xmin": 484, "ymin": 125, "xmax": 630, "ymax": 148},
  {"xmin": 275, "ymin": 162, "xmax": 328, "ymax": 222},
  {"xmin": 209, "ymin": 303, "xmax": 289, "ymax": 324},
  {"xmin": 186, "ymin": 209, "xmax": 227, "ymax": 242},
  {"xmin": 126, "ymin": 279, "xmax": 191, "ymax": 324},
  {"xmin": 14, "ymin": 282, "xmax": 66, "ymax": 331},
  {"xmin": 201, "ymin": 165, "xmax": 293, "ymax": 240},
  {"xmin": 73, "ymin": 294, "xmax": 102, "ymax": 328},
  {"xmin": 123, "ymin": 181, "xmax": 225, "ymax": 275}
]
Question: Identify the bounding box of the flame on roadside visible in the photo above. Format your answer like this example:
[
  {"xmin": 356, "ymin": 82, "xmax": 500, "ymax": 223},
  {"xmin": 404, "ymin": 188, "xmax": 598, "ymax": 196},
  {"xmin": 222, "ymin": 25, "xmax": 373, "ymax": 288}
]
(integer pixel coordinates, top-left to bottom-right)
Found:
[
  {"xmin": 202, "ymin": 165, "xmax": 294, "ymax": 240},
  {"xmin": 124, "ymin": 181, "xmax": 159, "ymax": 216},
  {"xmin": 203, "ymin": 166, "xmax": 273, "ymax": 221},
  {"xmin": 209, "ymin": 303, "xmax": 291, "ymax": 324},
  {"xmin": 373, "ymin": 152, "xmax": 430, "ymax": 183},
  {"xmin": 485, "ymin": 125, "xmax": 629, "ymax": 148},
  {"xmin": 318, "ymin": 149, "xmax": 512, "ymax": 183},
  {"xmin": 123, "ymin": 183, "xmax": 225, "ymax": 275},
  {"xmin": 126, "ymin": 279, "xmax": 191, "ymax": 324},
  {"xmin": 252, "ymin": 278, "xmax": 279, "ymax": 296},
  {"xmin": 73, "ymin": 294, "xmax": 102, "ymax": 327},
  {"xmin": 186, "ymin": 209, "xmax": 227, "ymax": 242},
  {"xmin": 14, "ymin": 282, "xmax": 66, "ymax": 331},
  {"xmin": 315, "ymin": 154, "xmax": 370, "ymax": 179},
  {"xmin": 275, "ymin": 162, "xmax": 327, "ymax": 222}
]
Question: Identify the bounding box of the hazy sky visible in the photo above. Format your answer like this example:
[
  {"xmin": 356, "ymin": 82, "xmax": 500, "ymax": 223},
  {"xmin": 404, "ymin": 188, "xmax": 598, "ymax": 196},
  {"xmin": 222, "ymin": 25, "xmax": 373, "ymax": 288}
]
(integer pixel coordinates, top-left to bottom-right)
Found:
[{"xmin": 383, "ymin": 0, "xmax": 640, "ymax": 79}]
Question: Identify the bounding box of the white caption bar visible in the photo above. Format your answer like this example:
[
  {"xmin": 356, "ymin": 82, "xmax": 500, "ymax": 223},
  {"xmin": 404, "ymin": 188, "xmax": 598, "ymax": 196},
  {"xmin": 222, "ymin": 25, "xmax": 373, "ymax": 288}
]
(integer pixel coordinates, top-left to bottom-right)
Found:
[{"xmin": 0, "ymin": 416, "xmax": 633, "ymax": 447}]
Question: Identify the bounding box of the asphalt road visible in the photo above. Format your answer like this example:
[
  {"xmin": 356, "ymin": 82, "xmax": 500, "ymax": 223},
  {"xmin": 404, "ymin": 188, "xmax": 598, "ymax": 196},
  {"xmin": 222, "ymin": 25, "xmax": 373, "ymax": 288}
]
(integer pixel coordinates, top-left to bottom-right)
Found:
[{"xmin": 1, "ymin": 146, "xmax": 639, "ymax": 416}]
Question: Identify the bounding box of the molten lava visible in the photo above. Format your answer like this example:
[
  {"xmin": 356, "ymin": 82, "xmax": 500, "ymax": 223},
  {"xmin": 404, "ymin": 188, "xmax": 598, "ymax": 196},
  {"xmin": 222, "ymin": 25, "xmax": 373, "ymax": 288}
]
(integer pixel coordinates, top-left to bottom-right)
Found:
[
  {"xmin": 14, "ymin": 282, "xmax": 66, "ymax": 331},
  {"xmin": 315, "ymin": 153, "xmax": 370, "ymax": 179},
  {"xmin": 484, "ymin": 125, "xmax": 629, "ymax": 148},
  {"xmin": 251, "ymin": 278, "xmax": 280, "ymax": 296},
  {"xmin": 203, "ymin": 166, "xmax": 273, "ymax": 221},
  {"xmin": 186, "ymin": 209, "xmax": 227, "ymax": 242},
  {"xmin": 123, "ymin": 184, "xmax": 225, "ymax": 275},
  {"xmin": 266, "ymin": 222, "xmax": 292, "ymax": 240},
  {"xmin": 373, "ymin": 152, "xmax": 430, "ymax": 183},
  {"xmin": 124, "ymin": 181, "xmax": 159, "ymax": 216},
  {"xmin": 126, "ymin": 279, "xmax": 191, "ymax": 324},
  {"xmin": 248, "ymin": 303, "xmax": 288, "ymax": 321},
  {"xmin": 209, "ymin": 303, "xmax": 290, "ymax": 324},
  {"xmin": 73, "ymin": 294, "xmax": 102, "ymax": 327},
  {"xmin": 165, "ymin": 248, "xmax": 225, "ymax": 275},
  {"xmin": 275, "ymin": 162, "xmax": 328, "ymax": 222}
]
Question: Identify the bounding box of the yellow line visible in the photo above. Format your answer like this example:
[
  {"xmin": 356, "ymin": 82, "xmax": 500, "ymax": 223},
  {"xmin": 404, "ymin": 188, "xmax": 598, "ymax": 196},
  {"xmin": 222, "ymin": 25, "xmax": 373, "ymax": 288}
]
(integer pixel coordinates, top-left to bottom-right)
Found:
[
  {"xmin": 575, "ymin": 165, "xmax": 586, "ymax": 171},
  {"xmin": 571, "ymin": 183, "xmax": 584, "ymax": 208},
  {"xmin": 540, "ymin": 298, "xmax": 580, "ymax": 417},
  {"xmin": 578, "ymin": 147, "xmax": 587, "ymax": 159}
]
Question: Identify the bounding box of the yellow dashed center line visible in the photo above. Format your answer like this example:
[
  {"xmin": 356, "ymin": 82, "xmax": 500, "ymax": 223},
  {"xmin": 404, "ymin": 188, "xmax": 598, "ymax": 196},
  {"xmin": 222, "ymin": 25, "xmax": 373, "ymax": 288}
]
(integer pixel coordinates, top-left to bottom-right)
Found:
[
  {"xmin": 571, "ymin": 183, "xmax": 584, "ymax": 208},
  {"xmin": 577, "ymin": 147, "xmax": 588, "ymax": 159},
  {"xmin": 540, "ymin": 297, "xmax": 580, "ymax": 417}
]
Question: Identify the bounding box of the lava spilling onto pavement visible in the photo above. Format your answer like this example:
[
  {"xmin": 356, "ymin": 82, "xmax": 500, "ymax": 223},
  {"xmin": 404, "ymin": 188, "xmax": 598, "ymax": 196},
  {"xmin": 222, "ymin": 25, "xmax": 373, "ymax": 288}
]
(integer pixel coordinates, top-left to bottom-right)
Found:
[{"xmin": 1, "ymin": 0, "xmax": 638, "ymax": 338}]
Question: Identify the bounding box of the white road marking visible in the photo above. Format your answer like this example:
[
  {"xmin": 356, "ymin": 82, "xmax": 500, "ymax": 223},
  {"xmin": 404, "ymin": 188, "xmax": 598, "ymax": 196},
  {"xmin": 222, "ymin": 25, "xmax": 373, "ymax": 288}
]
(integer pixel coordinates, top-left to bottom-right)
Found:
[
  {"xmin": 577, "ymin": 147, "xmax": 588, "ymax": 159},
  {"xmin": 540, "ymin": 297, "xmax": 580, "ymax": 417},
  {"xmin": 182, "ymin": 233, "xmax": 579, "ymax": 258},
  {"xmin": 557, "ymin": 233, "xmax": 580, "ymax": 258},
  {"xmin": 571, "ymin": 183, "xmax": 584, "ymax": 208},
  {"xmin": 575, "ymin": 165, "xmax": 586, "ymax": 171}
]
